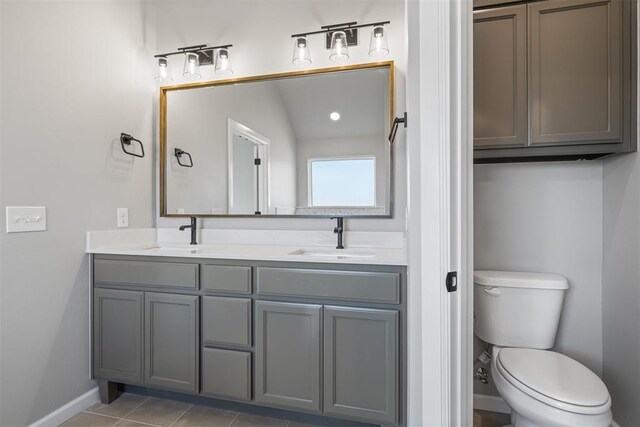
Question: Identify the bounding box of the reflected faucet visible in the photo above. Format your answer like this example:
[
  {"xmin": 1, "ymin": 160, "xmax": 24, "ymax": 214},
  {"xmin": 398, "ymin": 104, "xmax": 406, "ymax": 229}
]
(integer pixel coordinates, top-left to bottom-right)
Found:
[
  {"xmin": 179, "ymin": 217, "xmax": 198, "ymax": 245},
  {"xmin": 331, "ymin": 217, "xmax": 345, "ymax": 249}
]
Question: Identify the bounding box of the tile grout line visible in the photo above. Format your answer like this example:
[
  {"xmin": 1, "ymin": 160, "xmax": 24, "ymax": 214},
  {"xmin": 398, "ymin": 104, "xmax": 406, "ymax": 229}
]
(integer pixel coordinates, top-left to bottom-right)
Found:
[
  {"xmin": 226, "ymin": 413, "xmax": 240, "ymax": 427},
  {"xmin": 78, "ymin": 411, "xmax": 122, "ymax": 420},
  {"xmin": 166, "ymin": 404, "xmax": 193, "ymax": 427},
  {"xmin": 119, "ymin": 395, "xmax": 152, "ymax": 420},
  {"xmin": 116, "ymin": 418, "xmax": 163, "ymax": 427}
]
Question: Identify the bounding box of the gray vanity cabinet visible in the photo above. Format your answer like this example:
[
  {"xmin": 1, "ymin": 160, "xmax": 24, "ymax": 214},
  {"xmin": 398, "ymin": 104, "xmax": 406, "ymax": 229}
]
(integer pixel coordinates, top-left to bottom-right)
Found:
[
  {"xmin": 473, "ymin": 4, "xmax": 527, "ymax": 148},
  {"xmin": 323, "ymin": 306, "xmax": 398, "ymax": 425},
  {"xmin": 144, "ymin": 293, "xmax": 199, "ymax": 393},
  {"xmin": 93, "ymin": 288, "xmax": 143, "ymax": 384},
  {"xmin": 255, "ymin": 301, "xmax": 322, "ymax": 412}
]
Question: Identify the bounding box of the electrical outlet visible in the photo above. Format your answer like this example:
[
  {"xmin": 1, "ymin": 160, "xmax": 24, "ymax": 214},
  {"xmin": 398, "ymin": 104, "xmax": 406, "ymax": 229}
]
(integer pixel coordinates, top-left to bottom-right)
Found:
[{"xmin": 117, "ymin": 208, "xmax": 129, "ymax": 228}]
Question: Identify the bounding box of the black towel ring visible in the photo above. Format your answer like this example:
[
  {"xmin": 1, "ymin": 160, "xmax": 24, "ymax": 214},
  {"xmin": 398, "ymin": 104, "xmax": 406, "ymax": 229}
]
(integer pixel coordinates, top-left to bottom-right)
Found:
[{"xmin": 120, "ymin": 133, "xmax": 145, "ymax": 158}]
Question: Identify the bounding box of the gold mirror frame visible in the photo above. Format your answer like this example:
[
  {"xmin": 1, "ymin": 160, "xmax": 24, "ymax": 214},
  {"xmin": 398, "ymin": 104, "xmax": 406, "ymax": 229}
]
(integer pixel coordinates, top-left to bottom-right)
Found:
[{"xmin": 160, "ymin": 60, "xmax": 395, "ymax": 218}]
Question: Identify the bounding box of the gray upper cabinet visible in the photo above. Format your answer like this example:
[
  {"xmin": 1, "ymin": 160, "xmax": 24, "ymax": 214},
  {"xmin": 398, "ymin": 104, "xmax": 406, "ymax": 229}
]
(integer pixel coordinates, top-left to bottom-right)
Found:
[
  {"xmin": 93, "ymin": 288, "xmax": 143, "ymax": 384},
  {"xmin": 255, "ymin": 301, "xmax": 322, "ymax": 412},
  {"xmin": 474, "ymin": 0, "xmax": 636, "ymax": 162},
  {"xmin": 474, "ymin": 4, "xmax": 527, "ymax": 148},
  {"xmin": 529, "ymin": 0, "xmax": 622, "ymax": 146},
  {"xmin": 144, "ymin": 292, "xmax": 199, "ymax": 393},
  {"xmin": 323, "ymin": 306, "xmax": 398, "ymax": 425}
]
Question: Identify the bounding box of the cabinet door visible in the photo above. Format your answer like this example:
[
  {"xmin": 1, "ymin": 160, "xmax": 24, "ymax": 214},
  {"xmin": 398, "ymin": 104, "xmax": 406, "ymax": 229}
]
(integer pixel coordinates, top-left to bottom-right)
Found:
[
  {"xmin": 323, "ymin": 306, "xmax": 398, "ymax": 425},
  {"xmin": 255, "ymin": 301, "xmax": 321, "ymax": 412},
  {"xmin": 474, "ymin": 5, "xmax": 527, "ymax": 148},
  {"xmin": 93, "ymin": 289, "xmax": 143, "ymax": 384},
  {"xmin": 144, "ymin": 293, "xmax": 199, "ymax": 393},
  {"xmin": 529, "ymin": 0, "xmax": 622, "ymax": 145}
]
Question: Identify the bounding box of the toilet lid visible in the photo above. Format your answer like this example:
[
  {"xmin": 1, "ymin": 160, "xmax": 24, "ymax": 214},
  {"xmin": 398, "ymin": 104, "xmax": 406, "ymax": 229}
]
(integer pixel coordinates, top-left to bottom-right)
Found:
[{"xmin": 497, "ymin": 348, "xmax": 609, "ymax": 407}]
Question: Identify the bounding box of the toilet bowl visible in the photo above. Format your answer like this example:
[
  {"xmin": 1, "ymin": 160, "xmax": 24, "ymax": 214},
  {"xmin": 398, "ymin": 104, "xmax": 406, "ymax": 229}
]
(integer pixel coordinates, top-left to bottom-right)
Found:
[
  {"xmin": 474, "ymin": 271, "xmax": 612, "ymax": 427},
  {"xmin": 491, "ymin": 346, "xmax": 611, "ymax": 427}
]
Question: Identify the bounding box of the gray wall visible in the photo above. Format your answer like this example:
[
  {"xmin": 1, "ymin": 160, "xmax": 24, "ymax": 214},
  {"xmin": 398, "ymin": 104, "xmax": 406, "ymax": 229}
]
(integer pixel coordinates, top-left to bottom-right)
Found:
[
  {"xmin": 602, "ymin": 152, "xmax": 640, "ymax": 426},
  {"xmin": 154, "ymin": 0, "xmax": 407, "ymax": 231},
  {"xmin": 0, "ymin": 1, "xmax": 154, "ymax": 425},
  {"xmin": 474, "ymin": 162, "xmax": 604, "ymax": 395}
]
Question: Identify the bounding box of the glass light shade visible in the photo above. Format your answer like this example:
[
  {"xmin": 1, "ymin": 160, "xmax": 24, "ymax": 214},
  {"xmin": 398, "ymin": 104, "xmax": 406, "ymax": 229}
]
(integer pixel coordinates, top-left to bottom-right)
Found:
[
  {"xmin": 369, "ymin": 25, "xmax": 389, "ymax": 57},
  {"xmin": 214, "ymin": 48, "xmax": 233, "ymax": 76},
  {"xmin": 329, "ymin": 31, "xmax": 349, "ymax": 62},
  {"xmin": 292, "ymin": 36, "xmax": 311, "ymax": 66},
  {"xmin": 182, "ymin": 52, "xmax": 201, "ymax": 79},
  {"xmin": 155, "ymin": 57, "xmax": 173, "ymax": 83}
]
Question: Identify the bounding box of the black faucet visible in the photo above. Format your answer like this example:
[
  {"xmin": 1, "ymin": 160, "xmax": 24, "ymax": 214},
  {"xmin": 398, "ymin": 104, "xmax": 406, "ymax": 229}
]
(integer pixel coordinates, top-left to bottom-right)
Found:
[
  {"xmin": 179, "ymin": 217, "xmax": 198, "ymax": 245},
  {"xmin": 331, "ymin": 217, "xmax": 345, "ymax": 249}
]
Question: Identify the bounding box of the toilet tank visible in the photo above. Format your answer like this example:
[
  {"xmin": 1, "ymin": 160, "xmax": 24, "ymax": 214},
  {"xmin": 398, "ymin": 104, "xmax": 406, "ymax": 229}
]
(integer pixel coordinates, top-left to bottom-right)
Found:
[{"xmin": 474, "ymin": 270, "xmax": 569, "ymax": 349}]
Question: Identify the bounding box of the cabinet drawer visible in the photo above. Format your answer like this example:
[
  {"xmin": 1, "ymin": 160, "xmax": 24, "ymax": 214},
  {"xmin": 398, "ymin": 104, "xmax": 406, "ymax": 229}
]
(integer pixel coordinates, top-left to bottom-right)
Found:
[
  {"xmin": 202, "ymin": 265, "xmax": 252, "ymax": 294},
  {"xmin": 256, "ymin": 267, "xmax": 400, "ymax": 304},
  {"xmin": 94, "ymin": 259, "xmax": 198, "ymax": 289},
  {"xmin": 202, "ymin": 348, "xmax": 251, "ymax": 401},
  {"xmin": 202, "ymin": 297, "xmax": 251, "ymax": 347}
]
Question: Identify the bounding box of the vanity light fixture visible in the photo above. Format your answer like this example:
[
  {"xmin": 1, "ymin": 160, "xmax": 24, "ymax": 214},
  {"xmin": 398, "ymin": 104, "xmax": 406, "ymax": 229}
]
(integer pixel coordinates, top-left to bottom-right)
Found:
[
  {"xmin": 153, "ymin": 43, "xmax": 233, "ymax": 82},
  {"xmin": 290, "ymin": 20, "xmax": 390, "ymax": 65}
]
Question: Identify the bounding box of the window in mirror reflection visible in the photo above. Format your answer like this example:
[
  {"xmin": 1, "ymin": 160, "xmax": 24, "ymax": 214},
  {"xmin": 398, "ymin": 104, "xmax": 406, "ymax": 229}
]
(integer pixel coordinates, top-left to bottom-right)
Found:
[{"xmin": 309, "ymin": 157, "xmax": 376, "ymax": 207}]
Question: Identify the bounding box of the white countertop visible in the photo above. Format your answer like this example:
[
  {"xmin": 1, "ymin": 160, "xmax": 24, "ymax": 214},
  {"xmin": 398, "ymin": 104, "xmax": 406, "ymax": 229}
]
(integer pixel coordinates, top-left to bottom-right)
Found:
[{"xmin": 86, "ymin": 229, "xmax": 407, "ymax": 266}]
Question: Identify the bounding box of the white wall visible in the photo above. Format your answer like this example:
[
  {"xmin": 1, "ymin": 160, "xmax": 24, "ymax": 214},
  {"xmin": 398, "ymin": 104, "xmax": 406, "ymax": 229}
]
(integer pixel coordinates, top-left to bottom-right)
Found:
[
  {"xmin": 474, "ymin": 161, "xmax": 604, "ymax": 395},
  {"xmin": 154, "ymin": 0, "xmax": 406, "ymax": 231},
  {"xmin": 0, "ymin": 1, "xmax": 155, "ymax": 425}
]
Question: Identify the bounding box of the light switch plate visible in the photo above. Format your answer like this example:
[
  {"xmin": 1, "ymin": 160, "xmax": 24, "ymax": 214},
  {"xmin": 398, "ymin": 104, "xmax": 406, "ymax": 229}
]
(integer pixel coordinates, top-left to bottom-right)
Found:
[
  {"xmin": 6, "ymin": 206, "xmax": 47, "ymax": 233},
  {"xmin": 117, "ymin": 208, "xmax": 129, "ymax": 228}
]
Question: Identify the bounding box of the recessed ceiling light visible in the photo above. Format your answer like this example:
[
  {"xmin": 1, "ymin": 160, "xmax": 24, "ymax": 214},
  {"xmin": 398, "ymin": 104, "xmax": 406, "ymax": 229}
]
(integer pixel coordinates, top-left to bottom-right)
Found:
[{"xmin": 330, "ymin": 112, "xmax": 341, "ymax": 121}]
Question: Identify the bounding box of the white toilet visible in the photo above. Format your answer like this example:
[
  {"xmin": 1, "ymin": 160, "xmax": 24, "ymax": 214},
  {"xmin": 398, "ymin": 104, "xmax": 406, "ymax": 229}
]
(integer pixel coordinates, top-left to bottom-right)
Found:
[{"xmin": 474, "ymin": 270, "xmax": 612, "ymax": 427}]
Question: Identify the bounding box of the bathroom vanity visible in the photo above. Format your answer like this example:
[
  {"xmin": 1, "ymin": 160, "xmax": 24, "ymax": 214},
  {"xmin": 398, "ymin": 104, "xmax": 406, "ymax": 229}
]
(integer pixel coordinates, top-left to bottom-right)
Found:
[{"xmin": 88, "ymin": 232, "xmax": 407, "ymax": 426}]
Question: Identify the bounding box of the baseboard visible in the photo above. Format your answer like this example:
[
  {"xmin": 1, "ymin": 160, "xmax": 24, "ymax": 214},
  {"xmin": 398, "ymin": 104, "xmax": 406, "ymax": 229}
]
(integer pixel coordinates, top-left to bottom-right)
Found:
[
  {"xmin": 474, "ymin": 393, "xmax": 511, "ymax": 414},
  {"xmin": 29, "ymin": 387, "xmax": 100, "ymax": 427}
]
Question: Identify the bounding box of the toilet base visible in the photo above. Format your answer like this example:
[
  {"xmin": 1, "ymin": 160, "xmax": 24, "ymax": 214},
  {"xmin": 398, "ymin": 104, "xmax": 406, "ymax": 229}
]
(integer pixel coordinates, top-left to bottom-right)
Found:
[{"xmin": 510, "ymin": 410, "xmax": 543, "ymax": 427}]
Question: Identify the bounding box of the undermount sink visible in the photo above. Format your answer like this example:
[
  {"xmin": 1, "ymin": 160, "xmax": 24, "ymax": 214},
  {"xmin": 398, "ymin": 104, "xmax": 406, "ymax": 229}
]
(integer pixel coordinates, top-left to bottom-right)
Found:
[{"xmin": 288, "ymin": 248, "xmax": 376, "ymax": 259}]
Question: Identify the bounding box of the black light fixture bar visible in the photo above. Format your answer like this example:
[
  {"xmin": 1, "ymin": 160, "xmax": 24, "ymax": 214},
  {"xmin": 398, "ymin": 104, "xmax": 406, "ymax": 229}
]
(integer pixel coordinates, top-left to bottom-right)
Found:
[
  {"xmin": 291, "ymin": 21, "xmax": 390, "ymax": 38},
  {"xmin": 154, "ymin": 44, "xmax": 233, "ymax": 58}
]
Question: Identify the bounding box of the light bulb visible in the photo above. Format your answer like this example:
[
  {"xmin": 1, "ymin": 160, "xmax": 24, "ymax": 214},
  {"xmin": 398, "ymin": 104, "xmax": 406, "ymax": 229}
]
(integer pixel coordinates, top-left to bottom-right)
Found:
[
  {"xmin": 330, "ymin": 112, "xmax": 341, "ymax": 121},
  {"xmin": 155, "ymin": 57, "xmax": 173, "ymax": 83},
  {"xmin": 292, "ymin": 36, "xmax": 311, "ymax": 66},
  {"xmin": 369, "ymin": 25, "xmax": 389, "ymax": 57},
  {"xmin": 215, "ymin": 48, "xmax": 233, "ymax": 76},
  {"xmin": 182, "ymin": 52, "xmax": 201, "ymax": 80},
  {"xmin": 329, "ymin": 31, "xmax": 349, "ymax": 62}
]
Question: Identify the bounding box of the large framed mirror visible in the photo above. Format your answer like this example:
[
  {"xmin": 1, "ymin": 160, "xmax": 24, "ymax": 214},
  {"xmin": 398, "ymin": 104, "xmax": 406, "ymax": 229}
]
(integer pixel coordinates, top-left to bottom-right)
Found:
[{"xmin": 160, "ymin": 61, "xmax": 394, "ymax": 217}]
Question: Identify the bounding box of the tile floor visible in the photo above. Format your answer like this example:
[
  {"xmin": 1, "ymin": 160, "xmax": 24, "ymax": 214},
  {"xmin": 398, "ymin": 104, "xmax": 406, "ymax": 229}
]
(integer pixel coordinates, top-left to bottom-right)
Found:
[
  {"xmin": 61, "ymin": 394, "xmax": 321, "ymax": 427},
  {"xmin": 473, "ymin": 409, "xmax": 511, "ymax": 427},
  {"xmin": 62, "ymin": 393, "xmax": 511, "ymax": 427}
]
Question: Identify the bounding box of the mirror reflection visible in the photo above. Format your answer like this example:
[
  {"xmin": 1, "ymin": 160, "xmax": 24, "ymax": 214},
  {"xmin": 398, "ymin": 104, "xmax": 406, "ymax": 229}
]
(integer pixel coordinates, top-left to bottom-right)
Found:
[{"xmin": 162, "ymin": 62, "xmax": 393, "ymax": 217}]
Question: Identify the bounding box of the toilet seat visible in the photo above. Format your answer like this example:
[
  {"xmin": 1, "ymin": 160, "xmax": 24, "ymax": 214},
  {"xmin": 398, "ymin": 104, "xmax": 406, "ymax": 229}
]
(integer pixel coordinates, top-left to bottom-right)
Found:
[{"xmin": 496, "ymin": 348, "xmax": 611, "ymax": 415}]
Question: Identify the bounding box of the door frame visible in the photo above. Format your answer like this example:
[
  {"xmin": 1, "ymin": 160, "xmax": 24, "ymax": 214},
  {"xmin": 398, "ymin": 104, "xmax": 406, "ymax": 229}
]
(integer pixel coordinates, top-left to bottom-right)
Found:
[
  {"xmin": 406, "ymin": 0, "xmax": 473, "ymax": 425},
  {"xmin": 227, "ymin": 118, "xmax": 270, "ymax": 215}
]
